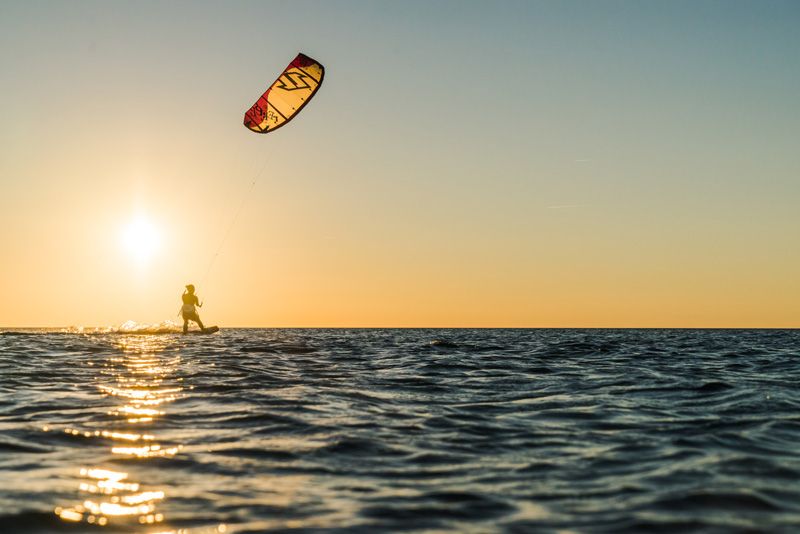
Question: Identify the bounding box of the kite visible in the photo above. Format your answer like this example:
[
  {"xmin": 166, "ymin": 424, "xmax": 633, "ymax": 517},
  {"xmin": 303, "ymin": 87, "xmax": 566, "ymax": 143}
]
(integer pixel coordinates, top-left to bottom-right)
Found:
[{"xmin": 243, "ymin": 53, "xmax": 324, "ymax": 134}]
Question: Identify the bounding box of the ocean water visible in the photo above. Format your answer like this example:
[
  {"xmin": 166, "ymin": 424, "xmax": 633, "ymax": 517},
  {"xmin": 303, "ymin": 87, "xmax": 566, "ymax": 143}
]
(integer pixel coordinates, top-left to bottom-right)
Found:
[{"xmin": 1, "ymin": 328, "xmax": 799, "ymax": 533}]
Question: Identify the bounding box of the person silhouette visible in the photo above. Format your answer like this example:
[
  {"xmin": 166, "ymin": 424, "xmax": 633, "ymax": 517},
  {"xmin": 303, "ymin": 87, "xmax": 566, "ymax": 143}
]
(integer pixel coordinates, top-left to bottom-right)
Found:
[{"xmin": 181, "ymin": 284, "xmax": 205, "ymax": 334}]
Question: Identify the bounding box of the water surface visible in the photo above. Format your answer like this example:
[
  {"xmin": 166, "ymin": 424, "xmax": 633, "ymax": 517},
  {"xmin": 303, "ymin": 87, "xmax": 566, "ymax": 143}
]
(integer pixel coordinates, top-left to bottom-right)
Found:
[{"xmin": 1, "ymin": 328, "xmax": 799, "ymax": 532}]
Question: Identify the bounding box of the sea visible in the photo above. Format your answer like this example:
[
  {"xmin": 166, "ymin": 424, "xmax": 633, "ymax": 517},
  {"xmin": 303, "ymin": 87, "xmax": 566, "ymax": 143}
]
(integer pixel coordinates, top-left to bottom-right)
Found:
[{"xmin": 1, "ymin": 327, "xmax": 799, "ymax": 533}]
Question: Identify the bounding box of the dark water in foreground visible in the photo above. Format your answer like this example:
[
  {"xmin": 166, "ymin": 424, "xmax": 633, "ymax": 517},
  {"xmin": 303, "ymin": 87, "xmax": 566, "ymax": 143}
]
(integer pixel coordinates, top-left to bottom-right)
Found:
[{"xmin": 1, "ymin": 328, "xmax": 799, "ymax": 533}]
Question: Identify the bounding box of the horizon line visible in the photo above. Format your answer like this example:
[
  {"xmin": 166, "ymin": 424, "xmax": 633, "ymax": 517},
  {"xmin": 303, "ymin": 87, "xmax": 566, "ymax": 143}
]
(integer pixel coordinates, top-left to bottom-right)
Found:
[{"xmin": 2, "ymin": 326, "xmax": 798, "ymax": 331}]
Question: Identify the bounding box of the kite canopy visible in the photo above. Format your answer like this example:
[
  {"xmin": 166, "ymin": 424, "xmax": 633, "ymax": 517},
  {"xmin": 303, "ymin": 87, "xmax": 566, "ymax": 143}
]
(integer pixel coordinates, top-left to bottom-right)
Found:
[{"xmin": 243, "ymin": 53, "xmax": 324, "ymax": 134}]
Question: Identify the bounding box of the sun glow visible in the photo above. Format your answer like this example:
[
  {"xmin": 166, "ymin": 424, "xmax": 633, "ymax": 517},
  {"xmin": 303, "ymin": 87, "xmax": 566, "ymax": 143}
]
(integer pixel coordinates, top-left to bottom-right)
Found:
[{"xmin": 121, "ymin": 217, "xmax": 160, "ymax": 263}]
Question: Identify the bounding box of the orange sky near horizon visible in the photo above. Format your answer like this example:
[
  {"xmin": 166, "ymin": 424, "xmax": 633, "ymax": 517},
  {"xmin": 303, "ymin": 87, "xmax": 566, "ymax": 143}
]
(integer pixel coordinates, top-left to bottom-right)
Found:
[{"xmin": 1, "ymin": 1, "xmax": 798, "ymax": 328}]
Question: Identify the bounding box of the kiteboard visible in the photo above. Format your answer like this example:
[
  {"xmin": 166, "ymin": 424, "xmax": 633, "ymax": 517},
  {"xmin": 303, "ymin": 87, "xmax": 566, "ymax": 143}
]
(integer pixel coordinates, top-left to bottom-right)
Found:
[{"xmin": 187, "ymin": 326, "xmax": 219, "ymax": 335}]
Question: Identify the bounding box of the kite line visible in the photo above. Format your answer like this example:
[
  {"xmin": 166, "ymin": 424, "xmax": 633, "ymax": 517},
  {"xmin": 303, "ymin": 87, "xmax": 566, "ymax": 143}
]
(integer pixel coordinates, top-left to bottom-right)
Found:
[{"xmin": 199, "ymin": 145, "xmax": 273, "ymax": 289}]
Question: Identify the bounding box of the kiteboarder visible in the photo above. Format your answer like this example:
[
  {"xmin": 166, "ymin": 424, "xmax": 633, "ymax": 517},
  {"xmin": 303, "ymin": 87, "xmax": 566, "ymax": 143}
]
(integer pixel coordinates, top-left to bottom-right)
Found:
[{"xmin": 181, "ymin": 284, "xmax": 205, "ymax": 334}]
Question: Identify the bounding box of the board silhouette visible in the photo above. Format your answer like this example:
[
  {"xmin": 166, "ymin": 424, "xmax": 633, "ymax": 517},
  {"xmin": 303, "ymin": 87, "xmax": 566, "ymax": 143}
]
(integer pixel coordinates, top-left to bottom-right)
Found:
[{"xmin": 187, "ymin": 326, "xmax": 219, "ymax": 335}]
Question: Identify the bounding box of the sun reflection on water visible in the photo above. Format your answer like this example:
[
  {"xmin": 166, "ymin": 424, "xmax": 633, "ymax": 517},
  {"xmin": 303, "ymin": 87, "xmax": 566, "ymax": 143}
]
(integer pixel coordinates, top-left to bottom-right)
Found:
[{"xmin": 54, "ymin": 335, "xmax": 222, "ymax": 532}]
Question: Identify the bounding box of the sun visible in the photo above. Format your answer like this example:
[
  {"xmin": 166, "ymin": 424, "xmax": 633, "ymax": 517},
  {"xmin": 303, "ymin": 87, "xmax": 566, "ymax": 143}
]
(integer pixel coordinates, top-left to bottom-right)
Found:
[{"xmin": 121, "ymin": 217, "xmax": 160, "ymax": 263}]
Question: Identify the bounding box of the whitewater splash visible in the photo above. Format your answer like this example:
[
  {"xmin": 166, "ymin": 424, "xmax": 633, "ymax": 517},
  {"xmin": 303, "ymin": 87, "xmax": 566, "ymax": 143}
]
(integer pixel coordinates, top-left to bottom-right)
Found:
[{"xmin": 61, "ymin": 320, "xmax": 184, "ymax": 335}]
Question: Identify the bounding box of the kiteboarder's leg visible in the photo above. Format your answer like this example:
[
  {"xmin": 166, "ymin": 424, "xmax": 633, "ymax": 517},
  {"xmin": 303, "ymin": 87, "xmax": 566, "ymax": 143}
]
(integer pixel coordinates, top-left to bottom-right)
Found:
[{"xmin": 184, "ymin": 311, "xmax": 203, "ymax": 331}]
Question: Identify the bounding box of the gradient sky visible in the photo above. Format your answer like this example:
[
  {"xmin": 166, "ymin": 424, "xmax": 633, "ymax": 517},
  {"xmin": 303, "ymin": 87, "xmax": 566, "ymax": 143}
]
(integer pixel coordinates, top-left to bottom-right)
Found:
[{"xmin": 1, "ymin": 0, "xmax": 798, "ymax": 327}]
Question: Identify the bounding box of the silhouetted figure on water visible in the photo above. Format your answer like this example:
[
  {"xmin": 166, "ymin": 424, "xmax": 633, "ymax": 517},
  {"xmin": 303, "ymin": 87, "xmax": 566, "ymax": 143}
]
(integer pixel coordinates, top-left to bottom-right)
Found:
[{"xmin": 181, "ymin": 284, "xmax": 204, "ymax": 334}]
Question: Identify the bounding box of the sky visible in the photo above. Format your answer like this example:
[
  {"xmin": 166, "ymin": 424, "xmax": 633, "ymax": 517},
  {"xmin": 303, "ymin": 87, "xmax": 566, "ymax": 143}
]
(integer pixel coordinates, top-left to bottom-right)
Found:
[{"xmin": 1, "ymin": 0, "xmax": 798, "ymax": 327}]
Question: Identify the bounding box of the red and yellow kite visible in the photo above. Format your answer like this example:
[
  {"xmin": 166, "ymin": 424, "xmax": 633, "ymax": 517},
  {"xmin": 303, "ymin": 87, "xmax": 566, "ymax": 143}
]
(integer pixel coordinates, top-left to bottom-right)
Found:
[{"xmin": 243, "ymin": 53, "xmax": 324, "ymax": 134}]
